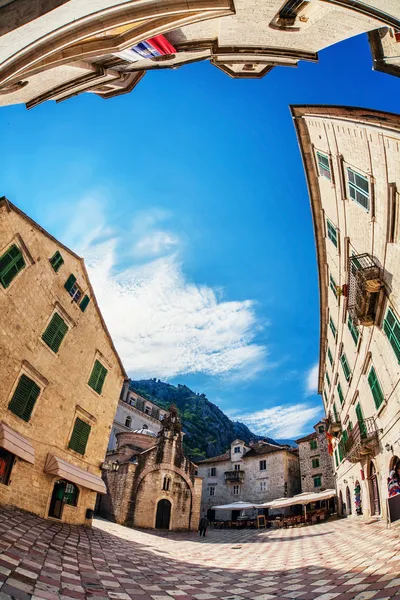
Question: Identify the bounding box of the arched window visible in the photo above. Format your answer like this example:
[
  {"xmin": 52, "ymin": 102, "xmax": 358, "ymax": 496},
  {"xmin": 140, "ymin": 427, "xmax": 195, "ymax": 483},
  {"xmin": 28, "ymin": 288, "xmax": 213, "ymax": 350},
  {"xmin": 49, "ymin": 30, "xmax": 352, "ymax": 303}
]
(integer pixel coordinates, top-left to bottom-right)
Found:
[
  {"xmin": 162, "ymin": 475, "xmax": 171, "ymax": 491},
  {"xmin": 125, "ymin": 416, "xmax": 132, "ymax": 428}
]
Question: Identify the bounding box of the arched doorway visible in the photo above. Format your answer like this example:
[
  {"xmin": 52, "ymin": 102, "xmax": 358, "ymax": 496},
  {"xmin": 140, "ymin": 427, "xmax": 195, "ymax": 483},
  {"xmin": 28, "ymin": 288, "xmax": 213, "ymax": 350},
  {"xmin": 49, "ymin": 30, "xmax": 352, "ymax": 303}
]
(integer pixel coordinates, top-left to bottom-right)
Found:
[
  {"xmin": 369, "ymin": 462, "xmax": 381, "ymax": 516},
  {"xmin": 389, "ymin": 455, "xmax": 399, "ymax": 471},
  {"xmin": 338, "ymin": 490, "xmax": 343, "ymax": 516},
  {"xmin": 48, "ymin": 479, "xmax": 79, "ymax": 519},
  {"xmin": 346, "ymin": 486, "xmax": 352, "ymax": 515},
  {"xmin": 155, "ymin": 499, "xmax": 171, "ymax": 529},
  {"xmin": 354, "ymin": 480, "xmax": 362, "ymax": 515}
]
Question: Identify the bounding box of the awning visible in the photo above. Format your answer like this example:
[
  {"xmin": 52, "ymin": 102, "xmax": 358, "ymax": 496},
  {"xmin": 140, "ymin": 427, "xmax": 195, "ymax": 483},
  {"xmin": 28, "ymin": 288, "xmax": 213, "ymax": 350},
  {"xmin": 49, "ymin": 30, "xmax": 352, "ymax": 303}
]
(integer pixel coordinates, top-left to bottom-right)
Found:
[
  {"xmin": 255, "ymin": 489, "xmax": 336, "ymax": 509},
  {"xmin": 44, "ymin": 454, "xmax": 106, "ymax": 494},
  {"xmin": 0, "ymin": 421, "xmax": 34, "ymax": 464},
  {"xmin": 211, "ymin": 501, "xmax": 257, "ymax": 510}
]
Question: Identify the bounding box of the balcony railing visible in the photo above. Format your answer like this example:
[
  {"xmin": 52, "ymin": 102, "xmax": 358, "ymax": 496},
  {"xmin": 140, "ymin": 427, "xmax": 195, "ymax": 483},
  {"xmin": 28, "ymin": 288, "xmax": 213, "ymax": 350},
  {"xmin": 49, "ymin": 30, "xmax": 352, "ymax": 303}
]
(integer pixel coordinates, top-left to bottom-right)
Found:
[
  {"xmin": 348, "ymin": 254, "xmax": 383, "ymax": 326},
  {"xmin": 225, "ymin": 470, "xmax": 245, "ymax": 483},
  {"xmin": 327, "ymin": 413, "xmax": 341, "ymax": 437},
  {"xmin": 344, "ymin": 418, "xmax": 379, "ymax": 463}
]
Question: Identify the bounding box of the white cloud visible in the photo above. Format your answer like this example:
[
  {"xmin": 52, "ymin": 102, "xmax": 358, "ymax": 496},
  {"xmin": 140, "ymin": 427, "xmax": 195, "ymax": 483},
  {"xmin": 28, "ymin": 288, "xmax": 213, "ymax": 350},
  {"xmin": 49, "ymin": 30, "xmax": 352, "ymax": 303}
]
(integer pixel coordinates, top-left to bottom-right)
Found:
[
  {"xmin": 229, "ymin": 403, "xmax": 322, "ymax": 439},
  {"xmin": 62, "ymin": 196, "xmax": 267, "ymax": 380},
  {"xmin": 306, "ymin": 363, "xmax": 319, "ymax": 395}
]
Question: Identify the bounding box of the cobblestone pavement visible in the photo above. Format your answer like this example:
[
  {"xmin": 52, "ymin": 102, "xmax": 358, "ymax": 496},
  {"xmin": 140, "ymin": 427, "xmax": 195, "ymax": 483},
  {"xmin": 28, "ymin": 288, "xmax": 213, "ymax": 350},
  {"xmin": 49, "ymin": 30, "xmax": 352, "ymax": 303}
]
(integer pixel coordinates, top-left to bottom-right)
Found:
[{"xmin": 0, "ymin": 508, "xmax": 399, "ymax": 600}]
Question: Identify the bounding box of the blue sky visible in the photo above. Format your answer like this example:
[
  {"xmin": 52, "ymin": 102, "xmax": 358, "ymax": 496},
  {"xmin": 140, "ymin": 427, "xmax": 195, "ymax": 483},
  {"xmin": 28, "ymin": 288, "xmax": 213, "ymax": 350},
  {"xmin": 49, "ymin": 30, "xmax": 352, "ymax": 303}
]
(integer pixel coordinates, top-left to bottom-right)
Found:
[{"xmin": 1, "ymin": 32, "xmax": 399, "ymax": 440}]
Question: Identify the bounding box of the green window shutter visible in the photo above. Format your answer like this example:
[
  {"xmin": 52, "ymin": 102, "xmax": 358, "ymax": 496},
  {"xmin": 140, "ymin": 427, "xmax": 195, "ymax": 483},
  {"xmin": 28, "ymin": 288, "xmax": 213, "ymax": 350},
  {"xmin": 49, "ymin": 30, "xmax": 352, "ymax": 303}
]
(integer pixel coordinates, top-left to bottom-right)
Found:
[
  {"xmin": 368, "ymin": 367, "xmax": 384, "ymax": 410},
  {"xmin": 334, "ymin": 450, "xmax": 339, "ymax": 468},
  {"xmin": 329, "ymin": 317, "xmax": 337, "ymax": 338},
  {"xmin": 347, "ymin": 316, "xmax": 359, "ymax": 345},
  {"xmin": 312, "ymin": 458, "xmax": 320, "ymax": 468},
  {"xmin": 314, "ymin": 476, "xmax": 321, "ymax": 488},
  {"xmin": 69, "ymin": 418, "xmax": 91, "ymax": 455},
  {"xmin": 0, "ymin": 244, "xmax": 26, "ymax": 288},
  {"xmin": 325, "ymin": 371, "xmax": 331, "ymax": 387},
  {"xmin": 329, "ymin": 274, "xmax": 338, "ymax": 299},
  {"xmin": 8, "ymin": 374, "xmax": 40, "ymax": 421},
  {"xmin": 42, "ymin": 313, "xmax": 68, "ymax": 353},
  {"xmin": 383, "ymin": 308, "xmax": 400, "ymax": 362},
  {"xmin": 80, "ymin": 295, "xmax": 90, "ymax": 312},
  {"xmin": 88, "ymin": 360, "xmax": 108, "ymax": 394},
  {"xmin": 64, "ymin": 274, "xmax": 76, "ymax": 292},
  {"xmin": 337, "ymin": 382, "xmax": 344, "ymax": 405},
  {"xmin": 323, "ymin": 389, "xmax": 328, "ymax": 404},
  {"xmin": 340, "ymin": 353, "xmax": 351, "ymax": 381},
  {"xmin": 310, "ymin": 439, "xmax": 317, "ymax": 450},
  {"xmin": 50, "ymin": 251, "xmax": 64, "ymax": 272},
  {"xmin": 333, "ymin": 403, "xmax": 339, "ymax": 421},
  {"xmin": 327, "ymin": 347, "xmax": 333, "ymax": 366}
]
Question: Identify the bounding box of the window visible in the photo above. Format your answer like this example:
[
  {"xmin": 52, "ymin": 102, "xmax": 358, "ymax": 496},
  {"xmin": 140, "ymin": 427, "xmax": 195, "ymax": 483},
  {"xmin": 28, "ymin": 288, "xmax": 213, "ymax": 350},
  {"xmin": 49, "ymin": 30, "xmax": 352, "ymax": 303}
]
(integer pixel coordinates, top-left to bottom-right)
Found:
[
  {"xmin": 79, "ymin": 295, "xmax": 90, "ymax": 313},
  {"xmin": 234, "ymin": 464, "xmax": 241, "ymax": 471},
  {"xmin": 347, "ymin": 168, "xmax": 369, "ymax": 210},
  {"xmin": 383, "ymin": 307, "xmax": 400, "ymax": 362},
  {"xmin": 327, "ymin": 347, "xmax": 333, "ymax": 367},
  {"xmin": 329, "ymin": 317, "xmax": 337, "ymax": 338},
  {"xmin": 330, "ymin": 274, "xmax": 338, "ymax": 299},
  {"xmin": 368, "ymin": 366, "xmax": 384, "ymax": 410},
  {"xmin": 318, "ymin": 425, "xmax": 325, "ymax": 433},
  {"xmin": 313, "ymin": 476, "xmax": 322, "ymax": 488},
  {"xmin": 162, "ymin": 476, "xmax": 171, "ymax": 491},
  {"xmin": 260, "ymin": 480, "xmax": 267, "ymax": 492},
  {"xmin": 334, "ymin": 450, "xmax": 339, "ymax": 468},
  {"xmin": 325, "ymin": 371, "xmax": 331, "ymax": 387},
  {"xmin": 234, "ymin": 446, "xmax": 241, "ymax": 453},
  {"xmin": 259, "ymin": 460, "xmax": 266, "ymax": 471},
  {"xmin": 64, "ymin": 274, "xmax": 82, "ymax": 303},
  {"xmin": 323, "ymin": 389, "xmax": 328, "ymax": 404},
  {"xmin": 0, "ymin": 449, "xmax": 14, "ymax": 485},
  {"xmin": 337, "ymin": 382, "xmax": 344, "ymax": 406},
  {"xmin": 49, "ymin": 251, "xmax": 64, "ymax": 272},
  {"xmin": 69, "ymin": 418, "xmax": 91, "ymax": 455},
  {"xmin": 209, "ymin": 467, "xmax": 217, "ymax": 477},
  {"xmin": 144, "ymin": 406, "xmax": 151, "ymax": 415},
  {"xmin": 312, "ymin": 458, "xmax": 320, "ymax": 469},
  {"xmin": 310, "ymin": 439, "xmax": 317, "ymax": 450},
  {"xmin": 42, "ymin": 313, "xmax": 68, "ymax": 353},
  {"xmin": 88, "ymin": 360, "xmax": 108, "ymax": 394},
  {"xmin": 340, "ymin": 353, "xmax": 352, "ymax": 381},
  {"xmin": 63, "ymin": 482, "xmax": 79, "ymax": 506},
  {"xmin": 0, "ymin": 244, "xmax": 26, "ymax": 288},
  {"xmin": 347, "ymin": 316, "xmax": 359, "ymax": 345},
  {"xmin": 316, "ymin": 151, "xmax": 331, "ymax": 180},
  {"xmin": 327, "ymin": 219, "xmax": 338, "ymax": 247},
  {"xmin": 209, "ymin": 486, "xmax": 215, "ymax": 496},
  {"xmin": 125, "ymin": 416, "xmax": 132, "ymax": 428},
  {"xmin": 232, "ymin": 485, "xmax": 240, "ymax": 495},
  {"xmin": 8, "ymin": 374, "xmax": 40, "ymax": 422},
  {"xmin": 333, "ymin": 403, "xmax": 339, "ymax": 422}
]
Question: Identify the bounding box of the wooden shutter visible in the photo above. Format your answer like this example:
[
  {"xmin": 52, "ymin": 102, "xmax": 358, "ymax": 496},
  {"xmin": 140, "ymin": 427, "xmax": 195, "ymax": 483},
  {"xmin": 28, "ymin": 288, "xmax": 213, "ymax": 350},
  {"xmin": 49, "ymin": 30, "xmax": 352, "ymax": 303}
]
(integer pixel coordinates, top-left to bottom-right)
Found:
[
  {"xmin": 42, "ymin": 313, "xmax": 68, "ymax": 352},
  {"xmin": 0, "ymin": 245, "xmax": 26, "ymax": 288},
  {"xmin": 136, "ymin": 397, "xmax": 144, "ymax": 411},
  {"xmin": 69, "ymin": 418, "xmax": 91, "ymax": 455},
  {"xmin": 64, "ymin": 274, "xmax": 76, "ymax": 292},
  {"xmin": 8, "ymin": 374, "xmax": 40, "ymax": 421},
  {"xmin": 88, "ymin": 360, "xmax": 108, "ymax": 394},
  {"xmin": 79, "ymin": 295, "xmax": 90, "ymax": 312},
  {"xmin": 50, "ymin": 251, "xmax": 64, "ymax": 272}
]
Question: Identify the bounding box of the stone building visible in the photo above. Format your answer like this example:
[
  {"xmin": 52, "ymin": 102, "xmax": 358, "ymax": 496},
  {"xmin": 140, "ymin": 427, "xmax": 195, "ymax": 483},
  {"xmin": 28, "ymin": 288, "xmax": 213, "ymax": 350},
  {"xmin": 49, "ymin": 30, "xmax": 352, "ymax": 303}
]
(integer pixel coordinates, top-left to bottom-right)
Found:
[
  {"xmin": 0, "ymin": 2, "xmax": 399, "ymax": 108},
  {"xmin": 295, "ymin": 420, "xmax": 335, "ymax": 493},
  {"xmin": 197, "ymin": 439, "xmax": 300, "ymax": 520},
  {"xmin": 292, "ymin": 105, "xmax": 400, "ymax": 519},
  {"xmin": 98, "ymin": 406, "xmax": 202, "ymax": 531},
  {"xmin": 107, "ymin": 380, "xmax": 168, "ymax": 451},
  {"xmin": 0, "ymin": 196, "xmax": 126, "ymax": 524}
]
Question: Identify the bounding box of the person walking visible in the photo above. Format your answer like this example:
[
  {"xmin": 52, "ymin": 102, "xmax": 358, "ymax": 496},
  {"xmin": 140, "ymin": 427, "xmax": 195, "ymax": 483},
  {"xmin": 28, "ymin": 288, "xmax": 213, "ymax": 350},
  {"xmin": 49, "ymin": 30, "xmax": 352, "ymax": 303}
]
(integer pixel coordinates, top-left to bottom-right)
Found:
[
  {"xmin": 198, "ymin": 516, "xmax": 209, "ymax": 537},
  {"xmin": 388, "ymin": 461, "xmax": 400, "ymax": 497}
]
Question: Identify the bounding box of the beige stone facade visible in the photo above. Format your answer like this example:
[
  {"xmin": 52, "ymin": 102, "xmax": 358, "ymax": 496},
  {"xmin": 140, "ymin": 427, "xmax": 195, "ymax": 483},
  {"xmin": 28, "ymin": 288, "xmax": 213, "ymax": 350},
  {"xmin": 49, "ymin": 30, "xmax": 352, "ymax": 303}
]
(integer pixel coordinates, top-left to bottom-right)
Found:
[
  {"xmin": 0, "ymin": 197, "xmax": 126, "ymax": 525},
  {"xmin": 296, "ymin": 420, "xmax": 335, "ymax": 493},
  {"xmin": 107, "ymin": 380, "xmax": 167, "ymax": 451},
  {"xmin": 0, "ymin": 2, "xmax": 399, "ymax": 108},
  {"xmin": 99, "ymin": 407, "xmax": 202, "ymax": 531},
  {"xmin": 197, "ymin": 439, "xmax": 300, "ymax": 519},
  {"xmin": 292, "ymin": 105, "xmax": 400, "ymax": 520}
]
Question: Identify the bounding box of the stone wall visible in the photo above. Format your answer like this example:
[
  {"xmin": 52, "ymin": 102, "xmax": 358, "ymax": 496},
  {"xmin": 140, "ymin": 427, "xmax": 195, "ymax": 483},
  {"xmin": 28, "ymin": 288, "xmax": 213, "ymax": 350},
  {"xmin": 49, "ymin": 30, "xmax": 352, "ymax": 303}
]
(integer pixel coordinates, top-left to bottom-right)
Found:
[
  {"xmin": 298, "ymin": 427, "xmax": 335, "ymax": 493},
  {"xmin": 0, "ymin": 201, "xmax": 124, "ymax": 524}
]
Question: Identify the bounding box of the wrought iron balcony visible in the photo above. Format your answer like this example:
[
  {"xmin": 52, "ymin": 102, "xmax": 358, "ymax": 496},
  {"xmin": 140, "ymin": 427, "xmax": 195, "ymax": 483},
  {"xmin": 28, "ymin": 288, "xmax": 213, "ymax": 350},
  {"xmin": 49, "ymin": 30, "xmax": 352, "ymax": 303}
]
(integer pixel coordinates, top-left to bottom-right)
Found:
[
  {"xmin": 344, "ymin": 418, "xmax": 379, "ymax": 463},
  {"xmin": 225, "ymin": 470, "xmax": 245, "ymax": 483},
  {"xmin": 327, "ymin": 413, "xmax": 341, "ymax": 437},
  {"xmin": 348, "ymin": 254, "xmax": 384, "ymax": 326}
]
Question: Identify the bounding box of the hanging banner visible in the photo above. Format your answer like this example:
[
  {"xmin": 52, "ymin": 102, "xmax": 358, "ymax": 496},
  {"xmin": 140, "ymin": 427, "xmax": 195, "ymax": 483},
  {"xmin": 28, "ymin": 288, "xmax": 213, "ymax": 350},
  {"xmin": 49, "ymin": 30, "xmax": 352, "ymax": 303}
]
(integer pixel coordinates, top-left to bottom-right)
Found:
[{"xmin": 114, "ymin": 35, "xmax": 176, "ymax": 63}]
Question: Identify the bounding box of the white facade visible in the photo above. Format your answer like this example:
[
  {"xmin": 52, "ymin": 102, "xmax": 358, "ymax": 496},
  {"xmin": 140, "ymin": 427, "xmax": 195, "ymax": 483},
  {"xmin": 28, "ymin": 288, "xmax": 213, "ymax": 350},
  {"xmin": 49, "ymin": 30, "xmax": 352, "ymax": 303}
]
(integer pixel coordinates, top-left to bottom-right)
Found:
[
  {"xmin": 197, "ymin": 439, "xmax": 300, "ymax": 519},
  {"xmin": 107, "ymin": 381, "xmax": 167, "ymax": 451},
  {"xmin": 292, "ymin": 105, "xmax": 400, "ymax": 520}
]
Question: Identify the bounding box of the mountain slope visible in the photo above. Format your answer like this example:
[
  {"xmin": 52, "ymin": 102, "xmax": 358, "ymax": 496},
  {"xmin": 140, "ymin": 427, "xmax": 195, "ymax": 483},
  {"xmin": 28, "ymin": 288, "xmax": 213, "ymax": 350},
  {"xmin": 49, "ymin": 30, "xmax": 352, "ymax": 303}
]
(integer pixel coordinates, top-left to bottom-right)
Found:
[{"xmin": 130, "ymin": 378, "xmax": 277, "ymax": 461}]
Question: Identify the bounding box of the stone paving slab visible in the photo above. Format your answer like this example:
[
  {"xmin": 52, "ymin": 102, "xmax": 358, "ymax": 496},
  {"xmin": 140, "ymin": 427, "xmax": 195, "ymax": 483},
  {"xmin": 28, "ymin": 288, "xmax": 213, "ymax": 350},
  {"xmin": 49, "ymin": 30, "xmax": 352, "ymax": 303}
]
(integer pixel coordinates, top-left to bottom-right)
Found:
[{"xmin": 0, "ymin": 508, "xmax": 398, "ymax": 600}]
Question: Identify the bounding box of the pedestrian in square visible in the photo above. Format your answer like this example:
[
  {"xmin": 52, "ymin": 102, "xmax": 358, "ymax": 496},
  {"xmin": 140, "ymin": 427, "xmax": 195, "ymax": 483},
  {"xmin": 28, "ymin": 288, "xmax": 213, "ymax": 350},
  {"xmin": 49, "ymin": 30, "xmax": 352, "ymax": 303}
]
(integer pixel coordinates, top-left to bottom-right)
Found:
[{"xmin": 198, "ymin": 516, "xmax": 209, "ymax": 537}]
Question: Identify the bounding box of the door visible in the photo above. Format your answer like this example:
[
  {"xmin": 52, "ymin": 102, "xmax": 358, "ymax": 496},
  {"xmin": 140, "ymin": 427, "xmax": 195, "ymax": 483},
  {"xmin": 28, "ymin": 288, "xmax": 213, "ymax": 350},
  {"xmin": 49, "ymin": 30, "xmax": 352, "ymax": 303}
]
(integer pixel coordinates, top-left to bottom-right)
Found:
[
  {"xmin": 355, "ymin": 403, "xmax": 367, "ymax": 438},
  {"xmin": 370, "ymin": 463, "xmax": 381, "ymax": 516},
  {"xmin": 346, "ymin": 486, "xmax": 352, "ymax": 515},
  {"xmin": 155, "ymin": 499, "xmax": 171, "ymax": 529},
  {"xmin": 49, "ymin": 480, "xmax": 66, "ymax": 519}
]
